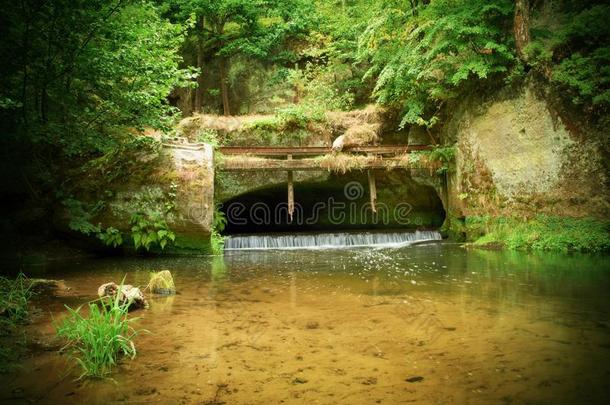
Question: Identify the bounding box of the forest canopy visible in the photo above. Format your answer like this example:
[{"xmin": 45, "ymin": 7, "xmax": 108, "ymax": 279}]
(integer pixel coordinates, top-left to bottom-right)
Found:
[{"xmin": 0, "ymin": 0, "xmax": 608, "ymax": 211}]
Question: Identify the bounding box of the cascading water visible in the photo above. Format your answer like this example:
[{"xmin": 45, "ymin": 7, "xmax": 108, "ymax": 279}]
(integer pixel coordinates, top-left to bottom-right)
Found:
[{"xmin": 224, "ymin": 230, "xmax": 442, "ymax": 250}]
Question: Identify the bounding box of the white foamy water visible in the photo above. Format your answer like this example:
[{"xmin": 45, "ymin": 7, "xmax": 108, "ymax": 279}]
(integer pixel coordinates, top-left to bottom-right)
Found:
[{"xmin": 224, "ymin": 230, "xmax": 442, "ymax": 251}]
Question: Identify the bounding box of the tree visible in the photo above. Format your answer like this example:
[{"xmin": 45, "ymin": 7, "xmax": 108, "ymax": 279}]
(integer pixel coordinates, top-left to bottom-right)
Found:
[
  {"xmin": 359, "ymin": 0, "xmax": 515, "ymax": 128},
  {"xmin": 0, "ymin": 0, "xmax": 195, "ymax": 198},
  {"xmin": 514, "ymin": 0, "xmax": 531, "ymax": 62},
  {"xmin": 163, "ymin": 0, "xmax": 313, "ymax": 115}
]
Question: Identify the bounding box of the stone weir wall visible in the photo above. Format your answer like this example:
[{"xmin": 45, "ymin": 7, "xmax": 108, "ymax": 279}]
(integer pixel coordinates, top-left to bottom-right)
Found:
[
  {"xmin": 56, "ymin": 141, "xmax": 216, "ymax": 254},
  {"xmin": 163, "ymin": 142, "xmax": 215, "ymax": 251}
]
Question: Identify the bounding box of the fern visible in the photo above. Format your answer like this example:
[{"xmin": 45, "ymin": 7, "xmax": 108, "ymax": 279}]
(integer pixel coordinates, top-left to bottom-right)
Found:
[{"xmin": 360, "ymin": 0, "xmax": 514, "ymax": 127}]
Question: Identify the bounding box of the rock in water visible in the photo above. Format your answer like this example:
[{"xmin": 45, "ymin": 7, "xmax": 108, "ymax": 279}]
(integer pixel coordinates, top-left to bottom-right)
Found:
[
  {"xmin": 148, "ymin": 270, "xmax": 176, "ymax": 295},
  {"xmin": 97, "ymin": 282, "xmax": 148, "ymax": 310}
]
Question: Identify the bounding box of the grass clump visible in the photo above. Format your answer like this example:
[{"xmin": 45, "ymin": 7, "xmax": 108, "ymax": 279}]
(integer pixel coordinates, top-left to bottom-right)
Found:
[
  {"xmin": 0, "ymin": 273, "xmax": 32, "ymax": 323},
  {"xmin": 317, "ymin": 153, "xmax": 369, "ymax": 174},
  {"xmin": 0, "ymin": 273, "xmax": 32, "ymax": 372},
  {"xmin": 472, "ymin": 215, "xmax": 610, "ymax": 253},
  {"xmin": 55, "ymin": 289, "xmax": 142, "ymax": 379}
]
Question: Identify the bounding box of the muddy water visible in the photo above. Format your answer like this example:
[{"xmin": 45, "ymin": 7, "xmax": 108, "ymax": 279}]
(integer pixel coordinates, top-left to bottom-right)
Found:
[{"xmin": 3, "ymin": 243, "xmax": 610, "ymax": 404}]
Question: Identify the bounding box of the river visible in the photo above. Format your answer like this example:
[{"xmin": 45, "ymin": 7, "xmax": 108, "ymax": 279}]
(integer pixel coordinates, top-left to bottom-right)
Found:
[{"xmin": 2, "ymin": 241, "xmax": 610, "ymax": 404}]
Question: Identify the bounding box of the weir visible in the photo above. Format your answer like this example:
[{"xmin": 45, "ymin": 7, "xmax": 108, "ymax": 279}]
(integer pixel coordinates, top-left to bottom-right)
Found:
[
  {"xmin": 161, "ymin": 141, "xmax": 446, "ymax": 247},
  {"xmin": 224, "ymin": 230, "xmax": 442, "ymax": 250}
]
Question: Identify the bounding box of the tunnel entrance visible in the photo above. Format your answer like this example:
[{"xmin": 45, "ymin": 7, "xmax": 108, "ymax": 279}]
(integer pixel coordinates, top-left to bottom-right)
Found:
[{"xmin": 219, "ymin": 171, "xmax": 445, "ymax": 235}]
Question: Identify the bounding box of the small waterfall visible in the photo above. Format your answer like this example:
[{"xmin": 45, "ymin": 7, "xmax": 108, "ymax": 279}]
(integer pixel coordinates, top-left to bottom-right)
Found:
[{"xmin": 224, "ymin": 230, "xmax": 442, "ymax": 250}]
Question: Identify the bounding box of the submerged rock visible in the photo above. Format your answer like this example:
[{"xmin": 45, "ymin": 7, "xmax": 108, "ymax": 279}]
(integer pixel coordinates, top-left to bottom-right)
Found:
[
  {"xmin": 97, "ymin": 282, "xmax": 148, "ymax": 310},
  {"xmin": 29, "ymin": 279, "xmax": 71, "ymax": 295}
]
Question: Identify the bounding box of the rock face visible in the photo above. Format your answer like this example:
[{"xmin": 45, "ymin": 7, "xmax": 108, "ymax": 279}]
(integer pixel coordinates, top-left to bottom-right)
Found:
[
  {"xmin": 73, "ymin": 141, "xmax": 215, "ymax": 254},
  {"xmin": 445, "ymin": 79, "xmax": 609, "ymax": 220},
  {"xmin": 97, "ymin": 282, "xmax": 148, "ymax": 310}
]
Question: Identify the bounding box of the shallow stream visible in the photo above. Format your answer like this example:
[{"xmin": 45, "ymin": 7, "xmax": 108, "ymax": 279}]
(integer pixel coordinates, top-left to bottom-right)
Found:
[{"xmin": 3, "ymin": 242, "xmax": 610, "ymax": 404}]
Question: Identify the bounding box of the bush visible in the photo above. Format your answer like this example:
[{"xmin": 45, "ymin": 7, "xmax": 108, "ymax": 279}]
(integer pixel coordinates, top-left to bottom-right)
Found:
[
  {"xmin": 473, "ymin": 215, "xmax": 610, "ymax": 253},
  {"xmin": 211, "ymin": 207, "xmax": 227, "ymax": 255},
  {"xmin": 55, "ymin": 289, "xmax": 142, "ymax": 379},
  {"xmin": 0, "ymin": 273, "xmax": 32, "ymax": 323},
  {"xmin": 0, "ymin": 273, "xmax": 32, "ymax": 373}
]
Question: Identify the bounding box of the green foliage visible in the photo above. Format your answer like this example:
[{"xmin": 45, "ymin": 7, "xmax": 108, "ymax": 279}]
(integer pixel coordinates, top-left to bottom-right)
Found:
[
  {"xmin": 286, "ymin": 64, "xmax": 355, "ymax": 112},
  {"xmin": 98, "ymin": 227, "xmax": 123, "ymax": 248},
  {"xmin": 213, "ymin": 207, "xmax": 228, "ymax": 233},
  {"xmin": 211, "ymin": 230, "xmax": 226, "ymax": 255},
  {"xmin": 0, "ymin": 1, "xmax": 195, "ymax": 156},
  {"xmin": 472, "ymin": 216, "xmax": 610, "ymax": 253},
  {"xmin": 277, "ymin": 104, "xmax": 325, "ymax": 129},
  {"xmin": 162, "ymin": 0, "xmax": 314, "ymax": 113},
  {"xmin": 360, "ymin": 0, "xmax": 514, "ymax": 127},
  {"xmin": 309, "ymin": 0, "xmax": 378, "ymax": 105},
  {"xmin": 553, "ymin": 49, "xmax": 610, "ymax": 106},
  {"xmin": 0, "ymin": 273, "xmax": 33, "ymax": 373},
  {"xmin": 197, "ymin": 128, "xmax": 222, "ymax": 147},
  {"xmin": 211, "ymin": 206, "xmax": 227, "ymax": 255},
  {"xmin": 64, "ymin": 184, "xmax": 178, "ymax": 252},
  {"xmin": 0, "ymin": 273, "xmax": 32, "ymax": 324},
  {"xmin": 130, "ymin": 212, "xmax": 176, "ymax": 251},
  {"xmin": 125, "ymin": 186, "xmax": 177, "ymax": 251},
  {"xmin": 55, "ymin": 288, "xmax": 142, "ymax": 379},
  {"xmin": 64, "ymin": 199, "xmax": 104, "ymax": 236},
  {"xmin": 429, "ymin": 146, "xmax": 456, "ymax": 175},
  {"xmin": 528, "ymin": 4, "xmax": 610, "ymax": 112}
]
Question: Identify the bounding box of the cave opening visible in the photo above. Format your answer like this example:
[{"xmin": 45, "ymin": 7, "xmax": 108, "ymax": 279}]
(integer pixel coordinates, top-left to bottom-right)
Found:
[{"xmin": 218, "ymin": 172, "xmax": 446, "ymax": 235}]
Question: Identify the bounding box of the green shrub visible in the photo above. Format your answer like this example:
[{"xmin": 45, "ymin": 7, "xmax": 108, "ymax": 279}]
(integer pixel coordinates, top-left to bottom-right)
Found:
[
  {"xmin": 197, "ymin": 128, "xmax": 222, "ymax": 147},
  {"xmin": 360, "ymin": 0, "xmax": 514, "ymax": 128},
  {"xmin": 98, "ymin": 227, "xmax": 123, "ymax": 248},
  {"xmin": 473, "ymin": 215, "xmax": 610, "ymax": 253},
  {"xmin": 0, "ymin": 273, "xmax": 32, "ymax": 373},
  {"xmin": 130, "ymin": 211, "xmax": 176, "ymax": 251},
  {"xmin": 55, "ymin": 289, "xmax": 142, "ymax": 379},
  {"xmin": 210, "ymin": 207, "xmax": 227, "ymax": 255},
  {"xmin": 0, "ymin": 273, "xmax": 32, "ymax": 323}
]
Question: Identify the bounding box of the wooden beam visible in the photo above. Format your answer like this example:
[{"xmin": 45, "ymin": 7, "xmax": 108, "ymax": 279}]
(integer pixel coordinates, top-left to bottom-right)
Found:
[
  {"xmin": 367, "ymin": 152, "xmax": 377, "ymax": 213},
  {"xmin": 218, "ymin": 156, "xmax": 434, "ymax": 172},
  {"xmin": 218, "ymin": 145, "xmax": 431, "ymax": 156},
  {"xmin": 287, "ymin": 154, "xmax": 294, "ymax": 221}
]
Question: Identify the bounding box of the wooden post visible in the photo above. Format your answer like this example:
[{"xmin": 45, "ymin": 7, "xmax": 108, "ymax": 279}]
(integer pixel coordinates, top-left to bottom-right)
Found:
[
  {"xmin": 367, "ymin": 153, "xmax": 377, "ymax": 213},
  {"xmin": 287, "ymin": 154, "xmax": 294, "ymax": 221}
]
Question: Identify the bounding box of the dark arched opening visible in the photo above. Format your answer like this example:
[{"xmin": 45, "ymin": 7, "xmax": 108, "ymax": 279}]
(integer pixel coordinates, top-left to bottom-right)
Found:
[{"xmin": 219, "ymin": 171, "xmax": 445, "ymax": 235}]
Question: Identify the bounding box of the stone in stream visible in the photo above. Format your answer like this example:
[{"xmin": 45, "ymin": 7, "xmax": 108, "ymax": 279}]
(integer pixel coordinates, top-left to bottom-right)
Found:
[
  {"xmin": 148, "ymin": 270, "xmax": 176, "ymax": 295},
  {"xmin": 97, "ymin": 282, "xmax": 148, "ymax": 310},
  {"xmin": 305, "ymin": 321, "xmax": 320, "ymax": 330}
]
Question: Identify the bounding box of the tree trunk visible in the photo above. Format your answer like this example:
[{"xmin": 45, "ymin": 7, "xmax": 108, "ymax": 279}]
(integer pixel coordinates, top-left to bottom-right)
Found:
[
  {"xmin": 194, "ymin": 17, "xmax": 205, "ymax": 112},
  {"xmin": 194, "ymin": 42, "xmax": 205, "ymax": 112},
  {"xmin": 514, "ymin": 0, "xmax": 531, "ymax": 62},
  {"xmin": 219, "ymin": 56, "xmax": 230, "ymax": 116}
]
